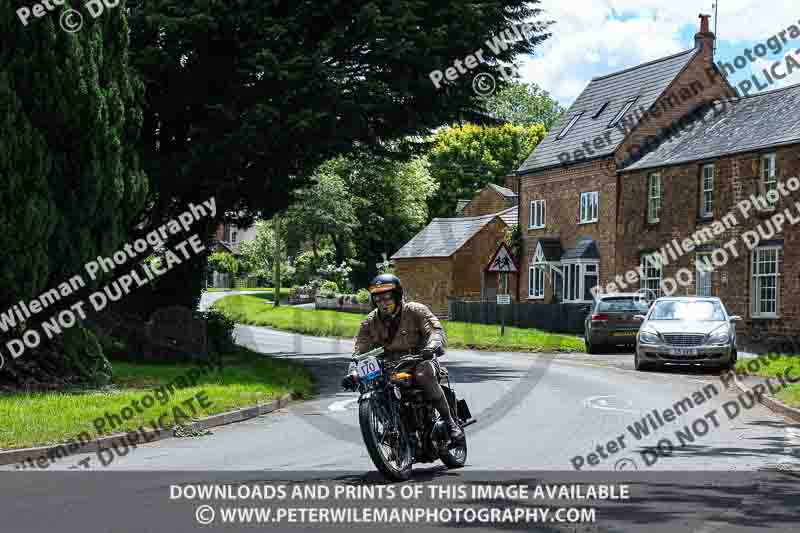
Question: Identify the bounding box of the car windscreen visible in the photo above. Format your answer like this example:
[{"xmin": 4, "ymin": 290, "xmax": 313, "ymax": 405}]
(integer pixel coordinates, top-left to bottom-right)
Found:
[
  {"xmin": 649, "ymin": 300, "xmax": 726, "ymax": 321},
  {"xmin": 597, "ymin": 297, "xmax": 650, "ymax": 313}
]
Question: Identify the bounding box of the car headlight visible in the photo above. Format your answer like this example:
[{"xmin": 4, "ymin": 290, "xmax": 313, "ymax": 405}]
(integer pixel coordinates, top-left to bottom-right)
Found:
[
  {"xmin": 706, "ymin": 326, "xmax": 731, "ymax": 345},
  {"xmin": 639, "ymin": 329, "xmax": 661, "ymax": 344}
]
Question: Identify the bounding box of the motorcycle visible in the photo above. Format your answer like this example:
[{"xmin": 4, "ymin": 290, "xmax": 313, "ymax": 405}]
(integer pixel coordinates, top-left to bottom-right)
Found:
[{"xmin": 347, "ymin": 346, "xmax": 475, "ymax": 481}]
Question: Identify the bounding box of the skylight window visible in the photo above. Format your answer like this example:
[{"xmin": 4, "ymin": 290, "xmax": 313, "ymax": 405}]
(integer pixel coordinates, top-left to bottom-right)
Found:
[
  {"xmin": 592, "ymin": 101, "xmax": 610, "ymax": 119},
  {"xmin": 608, "ymin": 98, "xmax": 638, "ymax": 127},
  {"xmin": 557, "ymin": 112, "xmax": 584, "ymax": 140}
]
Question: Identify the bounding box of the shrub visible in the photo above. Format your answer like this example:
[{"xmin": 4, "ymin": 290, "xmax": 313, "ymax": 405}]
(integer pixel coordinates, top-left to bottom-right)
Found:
[
  {"xmin": 356, "ymin": 289, "xmax": 371, "ymax": 304},
  {"xmin": 319, "ymin": 280, "xmax": 339, "ymax": 298},
  {"xmin": 200, "ymin": 308, "xmax": 236, "ymax": 357}
]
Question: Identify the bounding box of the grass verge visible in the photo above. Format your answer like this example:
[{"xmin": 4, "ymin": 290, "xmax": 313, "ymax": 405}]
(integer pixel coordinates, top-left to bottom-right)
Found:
[
  {"xmin": 205, "ymin": 287, "xmax": 292, "ymax": 296},
  {"xmin": 734, "ymin": 354, "xmax": 800, "ymax": 407},
  {"xmin": 214, "ymin": 294, "xmax": 585, "ymax": 353},
  {"xmin": 0, "ymin": 347, "xmax": 313, "ymax": 450}
]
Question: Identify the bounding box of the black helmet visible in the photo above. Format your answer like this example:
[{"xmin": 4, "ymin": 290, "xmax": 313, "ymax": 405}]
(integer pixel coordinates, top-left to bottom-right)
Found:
[{"xmin": 368, "ymin": 274, "xmax": 404, "ymax": 309}]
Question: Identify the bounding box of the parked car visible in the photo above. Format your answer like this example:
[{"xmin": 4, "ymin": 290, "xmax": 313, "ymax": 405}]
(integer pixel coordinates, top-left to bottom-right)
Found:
[
  {"xmin": 634, "ymin": 296, "xmax": 741, "ymax": 371},
  {"xmin": 584, "ymin": 294, "xmax": 651, "ymax": 354}
]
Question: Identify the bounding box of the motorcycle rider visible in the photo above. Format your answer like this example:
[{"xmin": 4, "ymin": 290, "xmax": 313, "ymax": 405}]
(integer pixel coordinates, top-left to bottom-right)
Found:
[{"xmin": 342, "ymin": 274, "xmax": 465, "ymax": 443}]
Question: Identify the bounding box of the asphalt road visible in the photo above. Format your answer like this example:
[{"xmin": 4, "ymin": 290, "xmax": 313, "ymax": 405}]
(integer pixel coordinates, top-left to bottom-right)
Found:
[
  {"xmin": 4, "ymin": 296, "xmax": 800, "ymax": 532},
  {"xmin": 27, "ymin": 312, "xmax": 800, "ymax": 473}
]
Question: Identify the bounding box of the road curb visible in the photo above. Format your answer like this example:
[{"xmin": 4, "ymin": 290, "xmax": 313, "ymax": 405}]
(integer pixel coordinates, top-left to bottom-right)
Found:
[
  {"xmin": 732, "ymin": 373, "xmax": 800, "ymax": 423},
  {"xmin": 0, "ymin": 393, "xmax": 294, "ymax": 467}
]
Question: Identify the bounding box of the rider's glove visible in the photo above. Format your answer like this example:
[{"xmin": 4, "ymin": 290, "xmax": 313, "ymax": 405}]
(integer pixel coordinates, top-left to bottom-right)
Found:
[
  {"xmin": 341, "ymin": 374, "xmax": 357, "ymax": 390},
  {"xmin": 421, "ymin": 347, "xmax": 435, "ymax": 360}
]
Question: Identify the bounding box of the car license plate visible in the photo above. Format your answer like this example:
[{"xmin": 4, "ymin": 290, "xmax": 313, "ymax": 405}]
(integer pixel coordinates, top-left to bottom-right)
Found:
[
  {"xmin": 669, "ymin": 347, "xmax": 698, "ymax": 356},
  {"xmin": 356, "ymin": 356, "xmax": 382, "ymax": 381},
  {"xmin": 611, "ymin": 331, "xmax": 634, "ymax": 337}
]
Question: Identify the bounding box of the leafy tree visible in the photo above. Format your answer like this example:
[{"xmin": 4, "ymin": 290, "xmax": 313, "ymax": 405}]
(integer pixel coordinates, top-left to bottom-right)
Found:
[
  {"xmin": 341, "ymin": 155, "xmax": 438, "ymax": 288},
  {"xmin": 482, "ymin": 82, "xmax": 565, "ymax": 129},
  {"xmin": 208, "ymin": 252, "xmax": 242, "ymax": 276},
  {"xmin": 126, "ymin": 0, "xmax": 550, "ymax": 312},
  {"xmin": 284, "ymin": 161, "xmax": 358, "ymax": 264},
  {"xmin": 426, "ymin": 123, "xmax": 546, "ymax": 218},
  {"xmin": 0, "ymin": 5, "xmax": 147, "ymax": 386}
]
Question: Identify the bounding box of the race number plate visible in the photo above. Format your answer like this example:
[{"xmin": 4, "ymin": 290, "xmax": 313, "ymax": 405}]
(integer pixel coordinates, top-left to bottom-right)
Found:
[{"xmin": 357, "ymin": 356, "xmax": 382, "ymax": 382}]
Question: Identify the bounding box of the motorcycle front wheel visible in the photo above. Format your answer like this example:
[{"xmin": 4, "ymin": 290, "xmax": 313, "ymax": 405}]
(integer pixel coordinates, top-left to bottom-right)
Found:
[{"xmin": 359, "ymin": 398, "xmax": 413, "ymax": 481}]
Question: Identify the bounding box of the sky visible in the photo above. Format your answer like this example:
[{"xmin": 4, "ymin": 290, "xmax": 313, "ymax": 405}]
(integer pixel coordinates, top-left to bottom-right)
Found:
[{"xmin": 518, "ymin": 0, "xmax": 800, "ymax": 107}]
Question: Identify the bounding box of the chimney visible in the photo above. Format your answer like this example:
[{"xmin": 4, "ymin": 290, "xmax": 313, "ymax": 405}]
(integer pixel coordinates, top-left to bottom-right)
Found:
[{"xmin": 694, "ymin": 14, "xmax": 715, "ymax": 60}]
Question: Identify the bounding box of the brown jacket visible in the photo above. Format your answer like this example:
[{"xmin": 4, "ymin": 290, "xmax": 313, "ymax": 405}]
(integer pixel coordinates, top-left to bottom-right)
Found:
[{"xmin": 354, "ymin": 300, "xmax": 446, "ymax": 362}]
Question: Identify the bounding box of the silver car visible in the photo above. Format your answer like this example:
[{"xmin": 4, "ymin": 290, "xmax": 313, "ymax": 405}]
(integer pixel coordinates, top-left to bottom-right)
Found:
[{"xmin": 634, "ymin": 297, "xmax": 741, "ymax": 371}]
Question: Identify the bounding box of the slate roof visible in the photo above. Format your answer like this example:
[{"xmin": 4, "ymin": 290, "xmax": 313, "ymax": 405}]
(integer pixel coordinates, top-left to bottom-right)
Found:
[
  {"xmin": 497, "ymin": 206, "xmax": 518, "ymax": 226},
  {"xmin": 392, "ymin": 213, "xmax": 500, "ymax": 259},
  {"xmin": 392, "ymin": 207, "xmax": 517, "ymax": 259},
  {"xmin": 561, "ymin": 237, "xmax": 600, "ymax": 260},
  {"xmin": 536, "ymin": 238, "xmax": 563, "ymax": 262},
  {"xmin": 517, "ymin": 48, "xmax": 698, "ymax": 174},
  {"xmin": 488, "ymin": 183, "xmax": 518, "ymax": 198},
  {"xmin": 626, "ymin": 83, "xmax": 800, "ymax": 171}
]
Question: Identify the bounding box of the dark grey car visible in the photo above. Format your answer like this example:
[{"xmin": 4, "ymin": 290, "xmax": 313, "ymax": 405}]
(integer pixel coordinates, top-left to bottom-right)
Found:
[{"xmin": 584, "ymin": 294, "xmax": 650, "ymax": 354}]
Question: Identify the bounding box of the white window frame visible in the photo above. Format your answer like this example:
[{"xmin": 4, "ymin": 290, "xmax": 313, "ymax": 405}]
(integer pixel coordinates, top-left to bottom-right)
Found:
[
  {"xmin": 640, "ymin": 253, "xmax": 663, "ymax": 299},
  {"xmin": 700, "ymin": 164, "xmax": 714, "ymax": 218},
  {"xmin": 608, "ymin": 99, "xmax": 637, "ymax": 127},
  {"xmin": 761, "ymin": 153, "xmax": 778, "ymax": 207},
  {"xmin": 557, "ymin": 112, "xmax": 584, "ymax": 140},
  {"xmin": 751, "ymin": 246, "xmax": 781, "ymax": 318},
  {"xmin": 647, "ymin": 173, "xmax": 661, "ymax": 223},
  {"xmin": 561, "ymin": 260, "xmax": 599, "ymax": 303},
  {"xmin": 579, "ymin": 191, "xmax": 599, "ymax": 224},
  {"xmin": 528, "ymin": 244, "xmax": 547, "ymax": 300},
  {"xmin": 695, "ymin": 252, "xmax": 713, "ymax": 297},
  {"xmin": 529, "ymin": 200, "xmax": 546, "ymax": 229}
]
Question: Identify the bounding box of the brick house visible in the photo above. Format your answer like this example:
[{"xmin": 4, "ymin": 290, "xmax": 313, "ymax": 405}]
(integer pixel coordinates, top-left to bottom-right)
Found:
[
  {"xmin": 392, "ymin": 183, "xmax": 518, "ymax": 317},
  {"xmin": 514, "ymin": 15, "xmax": 736, "ymax": 307},
  {"xmin": 618, "ymin": 83, "xmax": 800, "ymax": 345}
]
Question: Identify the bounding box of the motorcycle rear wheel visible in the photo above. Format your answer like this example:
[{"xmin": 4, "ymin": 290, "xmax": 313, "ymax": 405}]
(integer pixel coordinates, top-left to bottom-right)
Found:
[{"xmin": 359, "ymin": 399, "xmax": 413, "ymax": 481}]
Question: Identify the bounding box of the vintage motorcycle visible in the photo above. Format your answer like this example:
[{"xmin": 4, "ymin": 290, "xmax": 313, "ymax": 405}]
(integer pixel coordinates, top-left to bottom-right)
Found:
[{"xmin": 347, "ymin": 346, "xmax": 475, "ymax": 481}]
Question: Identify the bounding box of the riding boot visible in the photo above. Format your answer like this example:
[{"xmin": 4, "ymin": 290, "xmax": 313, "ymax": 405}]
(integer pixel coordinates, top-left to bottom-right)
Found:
[{"xmin": 433, "ymin": 394, "xmax": 464, "ymax": 442}]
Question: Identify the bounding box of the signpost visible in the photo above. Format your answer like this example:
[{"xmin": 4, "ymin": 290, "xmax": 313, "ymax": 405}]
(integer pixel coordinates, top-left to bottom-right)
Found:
[
  {"xmin": 486, "ymin": 243, "xmax": 518, "ymax": 336},
  {"xmin": 496, "ymin": 294, "xmax": 511, "ymax": 335}
]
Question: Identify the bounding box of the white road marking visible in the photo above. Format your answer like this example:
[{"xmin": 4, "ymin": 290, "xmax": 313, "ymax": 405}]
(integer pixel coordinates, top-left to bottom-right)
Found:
[
  {"xmin": 583, "ymin": 395, "xmax": 637, "ymax": 413},
  {"xmin": 328, "ymin": 398, "xmax": 359, "ymax": 412}
]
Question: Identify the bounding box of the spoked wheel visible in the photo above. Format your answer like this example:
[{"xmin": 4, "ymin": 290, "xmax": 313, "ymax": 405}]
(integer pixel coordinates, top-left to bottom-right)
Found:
[{"xmin": 359, "ymin": 399, "xmax": 412, "ymax": 481}]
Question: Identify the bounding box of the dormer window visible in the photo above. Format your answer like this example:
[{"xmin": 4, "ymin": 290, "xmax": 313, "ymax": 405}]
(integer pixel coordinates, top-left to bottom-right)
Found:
[
  {"xmin": 592, "ymin": 101, "xmax": 610, "ymax": 119},
  {"xmin": 608, "ymin": 98, "xmax": 638, "ymax": 128},
  {"xmin": 557, "ymin": 112, "xmax": 584, "ymax": 140}
]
